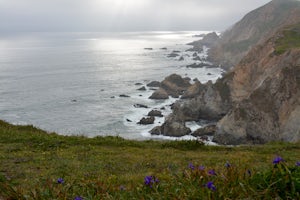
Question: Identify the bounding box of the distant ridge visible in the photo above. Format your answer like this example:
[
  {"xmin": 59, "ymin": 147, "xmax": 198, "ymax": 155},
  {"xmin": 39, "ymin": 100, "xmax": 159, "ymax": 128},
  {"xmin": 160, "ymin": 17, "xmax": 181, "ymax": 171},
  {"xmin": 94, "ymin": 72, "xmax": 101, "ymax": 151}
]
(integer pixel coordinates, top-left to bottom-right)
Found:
[{"xmin": 208, "ymin": 0, "xmax": 300, "ymax": 70}]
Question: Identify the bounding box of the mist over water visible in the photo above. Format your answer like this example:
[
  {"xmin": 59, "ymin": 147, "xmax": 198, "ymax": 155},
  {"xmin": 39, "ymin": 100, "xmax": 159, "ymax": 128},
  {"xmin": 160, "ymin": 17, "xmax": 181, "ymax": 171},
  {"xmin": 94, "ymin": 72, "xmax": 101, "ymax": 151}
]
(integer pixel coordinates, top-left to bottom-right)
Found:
[{"xmin": 0, "ymin": 31, "xmax": 223, "ymax": 139}]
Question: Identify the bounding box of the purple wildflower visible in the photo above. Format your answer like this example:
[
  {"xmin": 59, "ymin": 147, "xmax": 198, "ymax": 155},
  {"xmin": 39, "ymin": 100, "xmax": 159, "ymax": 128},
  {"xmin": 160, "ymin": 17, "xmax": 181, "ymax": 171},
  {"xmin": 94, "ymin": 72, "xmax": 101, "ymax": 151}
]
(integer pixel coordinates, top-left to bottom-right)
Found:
[
  {"xmin": 225, "ymin": 161, "xmax": 231, "ymax": 168},
  {"xmin": 206, "ymin": 181, "xmax": 216, "ymax": 191},
  {"xmin": 144, "ymin": 176, "xmax": 159, "ymax": 188},
  {"xmin": 57, "ymin": 178, "xmax": 64, "ymax": 184},
  {"xmin": 247, "ymin": 169, "xmax": 252, "ymax": 177},
  {"xmin": 198, "ymin": 165, "xmax": 205, "ymax": 171},
  {"xmin": 273, "ymin": 156, "xmax": 284, "ymax": 164},
  {"xmin": 74, "ymin": 196, "xmax": 83, "ymax": 200},
  {"xmin": 188, "ymin": 163, "xmax": 195, "ymax": 170},
  {"xmin": 208, "ymin": 169, "xmax": 217, "ymax": 176},
  {"xmin": 119, "ymin": 185, "xmax": 126, "ymax": 191},
  {"xmin": 296, "ymin": 161, "xmax": 300, "ymax": 167}
]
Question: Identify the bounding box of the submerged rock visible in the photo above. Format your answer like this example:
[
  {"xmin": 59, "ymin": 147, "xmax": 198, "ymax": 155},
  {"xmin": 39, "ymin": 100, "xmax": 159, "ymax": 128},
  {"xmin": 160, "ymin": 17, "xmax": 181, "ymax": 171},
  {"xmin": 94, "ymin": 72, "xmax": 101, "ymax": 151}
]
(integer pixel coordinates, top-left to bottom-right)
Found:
[
  {"xmin": 134, "ymin": 104, "xmax": 148, "ymax": 108},
  {"xmin": 187, "ymin": 63, "xmax": 206, "ymax": 68},
  {"xmin": 167, "ymin": 53, "xmax": 180, "ymax": 58},
  {"xmin": 119, "ymin": 94, "xmax": 130, "ymax": 98},
  {"xmin": 137, "ymin": 86, "xmax": 146, "ymax": 91},
  {"xmin": 172, "ymin": 50, "xmax": 181, "ymax": 53},
  {"xmin": 187, "ymin": 63, "xmax": 218, "ymax": 68}
]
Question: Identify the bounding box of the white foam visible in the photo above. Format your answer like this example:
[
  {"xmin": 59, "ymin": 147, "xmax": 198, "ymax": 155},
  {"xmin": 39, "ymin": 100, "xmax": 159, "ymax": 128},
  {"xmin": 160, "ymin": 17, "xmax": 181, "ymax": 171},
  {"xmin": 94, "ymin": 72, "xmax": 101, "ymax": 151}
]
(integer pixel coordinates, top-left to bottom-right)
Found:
[
  {"xmin": 122, "ymin": 33, "xmax": 224, "ymax": 143},
  {"xmin": 185, "ymin": 121, "xmax": 202, "ymax": 132}
]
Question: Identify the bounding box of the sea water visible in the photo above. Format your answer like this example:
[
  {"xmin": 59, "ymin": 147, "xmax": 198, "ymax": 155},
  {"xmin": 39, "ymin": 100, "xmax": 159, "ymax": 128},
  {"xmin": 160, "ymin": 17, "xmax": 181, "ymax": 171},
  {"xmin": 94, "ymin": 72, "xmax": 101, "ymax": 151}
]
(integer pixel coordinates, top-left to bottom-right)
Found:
[{"xmin": 0, "ymin": 31, "xmax": 223, "ymax": 140}]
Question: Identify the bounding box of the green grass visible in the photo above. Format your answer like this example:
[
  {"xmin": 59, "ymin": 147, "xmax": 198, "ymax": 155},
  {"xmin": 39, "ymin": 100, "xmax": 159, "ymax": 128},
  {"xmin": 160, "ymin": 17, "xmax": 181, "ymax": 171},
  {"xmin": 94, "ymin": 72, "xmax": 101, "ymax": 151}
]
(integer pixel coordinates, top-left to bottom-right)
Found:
[
  {"xmin": 0, "ymin": 120, "xmax": 299, "ymax": 199},
  {"xmin": 275, "ymin": 23, "xmax": 300, "ymax": 55}
]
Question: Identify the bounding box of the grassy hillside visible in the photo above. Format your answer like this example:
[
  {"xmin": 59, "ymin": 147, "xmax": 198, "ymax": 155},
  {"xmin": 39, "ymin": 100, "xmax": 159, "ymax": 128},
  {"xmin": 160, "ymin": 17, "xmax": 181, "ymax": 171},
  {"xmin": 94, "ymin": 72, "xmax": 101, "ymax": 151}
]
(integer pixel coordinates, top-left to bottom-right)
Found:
[
  {"xmin": 275, "ymin": 23, "xmax": 300, "ymax": 54},
  {"xmin": 0, "ymin": 120, "xmax": 299, "ymax": 199}
]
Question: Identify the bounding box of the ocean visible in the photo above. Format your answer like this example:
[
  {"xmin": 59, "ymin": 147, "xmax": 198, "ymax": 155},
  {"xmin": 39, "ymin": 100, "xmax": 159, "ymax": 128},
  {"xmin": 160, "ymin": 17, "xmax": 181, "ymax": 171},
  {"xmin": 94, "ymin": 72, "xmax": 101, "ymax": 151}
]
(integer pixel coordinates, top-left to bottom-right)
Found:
[{"xmin": 0, "ymin": 31, "xmax": 223, "ymax": 140}]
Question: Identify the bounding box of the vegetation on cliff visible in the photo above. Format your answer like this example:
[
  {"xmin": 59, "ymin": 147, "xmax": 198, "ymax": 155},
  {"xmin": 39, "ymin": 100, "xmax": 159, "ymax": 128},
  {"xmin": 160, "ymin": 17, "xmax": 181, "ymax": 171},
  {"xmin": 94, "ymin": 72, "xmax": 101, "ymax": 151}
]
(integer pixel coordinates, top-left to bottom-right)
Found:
[
  {"xmin": 0, "ymin": 120, "xmax": 300, "ymax": 199},
  {"xmin": 275, "ymin": 23, "xmax": 300, "ymax": 54}
]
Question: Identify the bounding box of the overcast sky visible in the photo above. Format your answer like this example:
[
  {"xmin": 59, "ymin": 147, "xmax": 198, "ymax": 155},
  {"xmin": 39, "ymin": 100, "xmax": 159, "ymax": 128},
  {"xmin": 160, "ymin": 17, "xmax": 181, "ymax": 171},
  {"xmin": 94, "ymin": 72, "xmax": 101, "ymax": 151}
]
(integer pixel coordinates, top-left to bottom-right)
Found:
[{"xmin": 0, "ymin": 0, "xmax": 271, "ymax": 32}]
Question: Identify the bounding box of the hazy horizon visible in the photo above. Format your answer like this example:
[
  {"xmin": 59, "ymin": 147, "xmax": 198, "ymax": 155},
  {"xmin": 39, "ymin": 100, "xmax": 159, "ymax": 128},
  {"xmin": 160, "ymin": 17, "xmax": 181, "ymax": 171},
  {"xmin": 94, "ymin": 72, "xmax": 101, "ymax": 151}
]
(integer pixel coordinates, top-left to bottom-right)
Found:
[{"xmin": 0, "ymin": 0, "xmax": 271, "ymax": 32}]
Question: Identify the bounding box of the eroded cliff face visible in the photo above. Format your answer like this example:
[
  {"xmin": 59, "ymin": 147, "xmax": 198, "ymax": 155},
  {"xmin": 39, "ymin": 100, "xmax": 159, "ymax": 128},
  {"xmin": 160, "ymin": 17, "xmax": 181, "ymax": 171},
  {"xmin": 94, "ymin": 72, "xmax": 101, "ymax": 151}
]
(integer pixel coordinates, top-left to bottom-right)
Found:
[
  {"xmin": 214, "ymin": 25, "xmax": 300, "ymax": 144},
  {"xmin": 215, "ymin": 52, "xmax": 300, "ymax": 144},
  {"xmin": 208, "ymin": 0, "xmax": 300, "ymax": 70},
  {"xmin": 156, "ymin": 23, "xmax": 300, "ymax": 144}
]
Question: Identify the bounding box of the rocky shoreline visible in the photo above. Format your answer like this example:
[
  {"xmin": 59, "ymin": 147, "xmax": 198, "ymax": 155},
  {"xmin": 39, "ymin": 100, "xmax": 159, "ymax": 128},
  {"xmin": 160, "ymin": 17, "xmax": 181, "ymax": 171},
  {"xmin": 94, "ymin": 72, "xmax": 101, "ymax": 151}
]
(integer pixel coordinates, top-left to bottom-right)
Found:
[
  {"xmin": 142, "ymin": 0, "xmax": 300, "ymax": 145},
  {"xmin": 123, "ymin": 33, "xmax": 224, "ymax": 143}
]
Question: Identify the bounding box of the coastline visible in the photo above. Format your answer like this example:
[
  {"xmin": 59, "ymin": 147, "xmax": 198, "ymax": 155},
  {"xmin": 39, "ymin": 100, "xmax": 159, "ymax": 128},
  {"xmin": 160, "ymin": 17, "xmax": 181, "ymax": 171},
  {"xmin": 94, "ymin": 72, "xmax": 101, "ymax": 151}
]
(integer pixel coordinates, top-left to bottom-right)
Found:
[
  {"xmin": 0, "ymin": 31, "xmax": 223, "ymax": 141},
  {"xmin": 122, "ymin": 32, "xmax": 224, "ymax": 142}
]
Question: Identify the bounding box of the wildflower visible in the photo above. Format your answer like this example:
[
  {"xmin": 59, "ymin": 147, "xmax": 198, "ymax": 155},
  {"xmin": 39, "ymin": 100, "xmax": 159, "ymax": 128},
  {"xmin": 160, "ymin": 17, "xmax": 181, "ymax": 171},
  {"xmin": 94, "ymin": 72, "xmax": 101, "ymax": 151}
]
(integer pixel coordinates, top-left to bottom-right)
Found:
[
  {"xmin": 144, "ymin": 176, "xmax": 159, "ymax": 188},
  {"xmin": 74, "ymin": 196, "xmax": 83, "ymax": 200},
  {"xmin": 247, "ymin": 169, "xmax": 252, "ymax": 177},
  {"xmin": 273, "ymin": 156, "xmax": 284, "ymax": 164},
  {"xmin": 119, "ymin": 185, "xmax": 126, "ymax": 191},
  {"xmin": 208, "ymin": 169, "xmax": 217, "ymax": 176},
  {"xmin": 225, "ymin": 161, "xmax": 231, "ymax": 168},
  {"xmin": 57, "ymin": 178, "xmax": 64, "ymax": 184},
  {"xmin": 188, "ymin": 162, "xmax": 195, "ymax": 170},
  {"xmin": 198, "ymin": 165, "xmax": 205, "ymax": 171},
  {"xmin": 206, "ymin": 181, "xmax": 216, "ymax": 191},
  {"xmin": 296, "ymin": 161, "xmax": 300, "ymax": 167}
]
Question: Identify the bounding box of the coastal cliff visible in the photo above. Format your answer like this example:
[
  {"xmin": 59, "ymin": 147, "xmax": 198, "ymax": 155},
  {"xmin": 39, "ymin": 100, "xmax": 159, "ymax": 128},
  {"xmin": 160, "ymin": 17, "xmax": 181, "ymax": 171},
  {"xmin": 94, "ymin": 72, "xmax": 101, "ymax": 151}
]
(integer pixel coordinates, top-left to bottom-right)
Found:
[
  {"xmin": 151, "ymin": 0, "xmax": 300, "ymax": 144},
  {"xmin": 208, "ymin": 0, "xmax": 300, "ymax": 70},
  {"xmin": 214, "ymin": 24, "xmax": 300, "ymax": 144}
]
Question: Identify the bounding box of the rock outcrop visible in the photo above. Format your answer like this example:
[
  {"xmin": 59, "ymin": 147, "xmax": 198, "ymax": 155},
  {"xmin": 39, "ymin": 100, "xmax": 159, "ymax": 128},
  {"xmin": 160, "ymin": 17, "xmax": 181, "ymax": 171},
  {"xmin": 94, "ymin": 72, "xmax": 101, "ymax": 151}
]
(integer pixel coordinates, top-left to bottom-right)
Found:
[
  {"xmin": 147, "ymin": 1, "xmax": 300, "ymax": 143},
  {"xmin": 192, "ymin": 125, "xmax": 217, "ymax": 137},
  {"xmin": 150, "ymin": 114, "xmax": 191, "ymax": 137},
  {"xmin": 152, "ymin": 21, "xmax": 300, "ymax": 144},
  {"xmin": 148, "ymin": 110, "xmax": 163, "ymax": 117},
  {"xmin": 187, "ymin": 32, "xmax": 219, "ymax": 52},
  {"xmin": 138, "ymin": 116, "xmax": 155, "ymax": 125},
  {"xmin": 149, "ymin": 74, "xmax": 191, "ymax": 99},
  {"xmin": 147, "ymin": 81, "xmax": 161, "ymax": 87},
  {"xmin": 149, "ymin": 88, "xmax": 169, "ymax": 99},
  {"xmin": 213, "ymin": 24, "xmax": 300, "ymax": 144}
]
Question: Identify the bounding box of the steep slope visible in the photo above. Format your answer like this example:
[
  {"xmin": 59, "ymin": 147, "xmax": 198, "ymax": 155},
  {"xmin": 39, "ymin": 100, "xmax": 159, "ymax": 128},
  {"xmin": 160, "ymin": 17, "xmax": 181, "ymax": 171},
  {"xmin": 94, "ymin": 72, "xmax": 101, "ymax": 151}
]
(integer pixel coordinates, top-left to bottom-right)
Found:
[
  {"xmin": 208, "ymin": 0, "xmax": 300, "ymax": 70},
  {"xmin": 153, "ymin": 23, "xmax": 300, "ymax": 144},
  {"xmin": 214, "ymin": 23, "xmax": 300, "ymax": 144}
]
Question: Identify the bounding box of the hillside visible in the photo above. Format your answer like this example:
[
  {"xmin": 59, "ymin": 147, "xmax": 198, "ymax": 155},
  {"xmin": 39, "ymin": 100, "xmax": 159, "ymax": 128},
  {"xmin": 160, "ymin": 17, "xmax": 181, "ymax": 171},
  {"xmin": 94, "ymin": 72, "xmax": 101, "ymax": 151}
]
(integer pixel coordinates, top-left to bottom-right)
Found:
[
  {"xmin": 214, "ymin": 23, "xmax": 300, "ymax": 144},
  {"xmin": 153, "ymin": 19, "xmax": 300, "ymax": 144},
  {"xmin": 208, "ymin": 0, "xmax": 300, "ymax": 70},
  {"xmin": 0, "ymin": 120, "xmax": 300, "ymax": 199}
]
